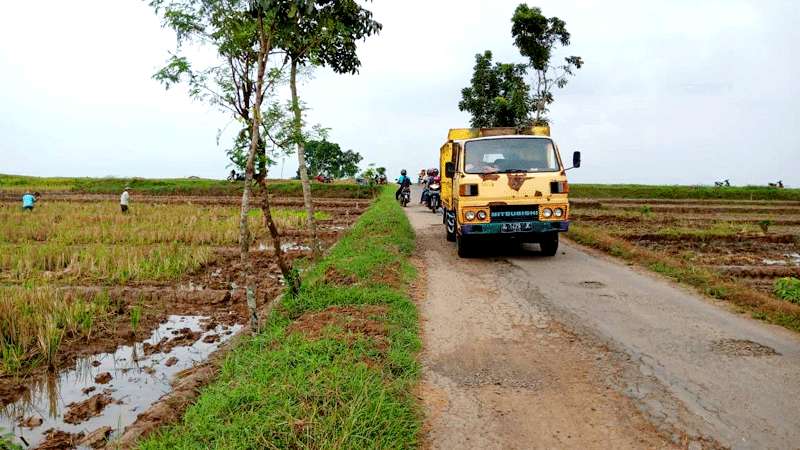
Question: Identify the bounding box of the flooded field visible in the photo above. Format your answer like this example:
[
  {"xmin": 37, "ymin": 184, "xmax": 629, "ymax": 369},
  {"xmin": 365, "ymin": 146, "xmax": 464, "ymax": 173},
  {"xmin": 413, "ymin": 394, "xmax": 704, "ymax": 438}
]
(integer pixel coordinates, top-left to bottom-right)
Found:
[
  {"xmin": 1, "ymin": 315, "xmax": 240, "ymax": 448},
  {"xmin": 0, "ymin": 193, "xmax": 369, "ymax": 448}
]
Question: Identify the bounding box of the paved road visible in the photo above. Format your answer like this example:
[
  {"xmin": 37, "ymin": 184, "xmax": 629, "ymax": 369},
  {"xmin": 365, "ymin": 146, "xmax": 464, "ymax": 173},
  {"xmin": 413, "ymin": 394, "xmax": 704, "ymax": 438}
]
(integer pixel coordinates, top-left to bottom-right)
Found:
[{"xmin": 405, "ymin": 191, "xmax": 800, "ymax": 449}]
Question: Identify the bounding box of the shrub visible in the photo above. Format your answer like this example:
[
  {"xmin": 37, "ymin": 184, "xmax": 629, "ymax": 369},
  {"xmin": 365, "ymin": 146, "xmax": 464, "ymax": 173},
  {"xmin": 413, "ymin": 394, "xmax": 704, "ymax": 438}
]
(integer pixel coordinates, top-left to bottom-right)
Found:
[{"xmin": 774, "ymin": 277, "xmax": 800, "ymax": 304}]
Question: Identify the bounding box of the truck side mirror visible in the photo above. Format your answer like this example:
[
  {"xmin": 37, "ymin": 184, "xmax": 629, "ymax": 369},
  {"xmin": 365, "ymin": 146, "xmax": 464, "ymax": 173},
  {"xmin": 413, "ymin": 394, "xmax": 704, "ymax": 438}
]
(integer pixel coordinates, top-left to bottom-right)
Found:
[
  {"xmin": 445, "ymin": 162, "xmax": 455, "ymax": 178},
  {"xmin": 572, "ymin": 151, "xmax": 581, "ymax": 168}
]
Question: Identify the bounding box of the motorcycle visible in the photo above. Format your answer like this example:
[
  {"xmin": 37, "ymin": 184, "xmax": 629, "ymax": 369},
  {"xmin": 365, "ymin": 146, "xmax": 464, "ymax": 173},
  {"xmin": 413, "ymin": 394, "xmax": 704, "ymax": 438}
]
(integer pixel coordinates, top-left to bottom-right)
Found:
[
  {"xmin": 428, "ymin": 182, "xmax": 441, "ymax": 213},
  {"xmin": 227, "ymin": 171, "xmax": 245, "ymax": 182},
  {"xmin": 399, "ymin": 186, "xmax": 411, "ymax": 207}
]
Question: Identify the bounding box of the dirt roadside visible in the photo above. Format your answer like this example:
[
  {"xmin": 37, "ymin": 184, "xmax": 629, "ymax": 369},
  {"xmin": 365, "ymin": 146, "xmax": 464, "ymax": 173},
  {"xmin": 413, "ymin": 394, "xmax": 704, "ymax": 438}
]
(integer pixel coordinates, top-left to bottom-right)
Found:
[{"xmin": 407, "ymin": 202, "xmax": 694, "ymax": 449}]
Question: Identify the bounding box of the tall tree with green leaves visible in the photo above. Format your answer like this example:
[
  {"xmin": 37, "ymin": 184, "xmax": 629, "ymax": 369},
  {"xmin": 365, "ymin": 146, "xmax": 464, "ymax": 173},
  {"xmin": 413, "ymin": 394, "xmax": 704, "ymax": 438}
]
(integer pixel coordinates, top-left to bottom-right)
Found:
[
  {"xmin": 459, "ymin": 50, "xmax": 531, "ymax": 127},
  {"xmin": 149, "ymin": 0, "xmax": 301, "ymax": 329},
  {"xmin": 276, "ymin": 0, "xmax": 381, "ymax": 259},
  {"xmin": 511, "ymin": 4, "xmax": 583, "ymax": 125}
]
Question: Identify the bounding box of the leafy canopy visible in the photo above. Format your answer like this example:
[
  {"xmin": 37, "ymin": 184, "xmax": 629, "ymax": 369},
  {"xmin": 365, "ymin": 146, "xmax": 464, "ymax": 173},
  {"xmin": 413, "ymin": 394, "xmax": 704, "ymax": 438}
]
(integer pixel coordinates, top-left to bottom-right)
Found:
[
  {"xmin": 458, "ymin": 50, "xmax": 531, "ymax": 128},
  {"xmin": 276, "ymin": 0, "xmax": 382, "ymax": 72},
  {"xmin": 305, "ymin": 139, "xmax": 363, "ymax": 179},
  {"xmin": 511, "ymin": 3, "xmax": 583, "ymax": 124}
]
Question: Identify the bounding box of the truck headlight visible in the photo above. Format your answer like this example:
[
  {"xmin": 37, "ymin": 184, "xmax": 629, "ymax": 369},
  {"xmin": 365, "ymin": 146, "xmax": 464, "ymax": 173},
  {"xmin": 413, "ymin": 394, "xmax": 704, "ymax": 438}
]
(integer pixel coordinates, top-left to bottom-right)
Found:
[
  {"xmin": 554, "ymin": 208, "xmax": 564, "ymax": 218},
  {"xmin": 465, "ymin": 211, "xmax": 476, "ymax": 221},
  {"xmin": 476, "ymin": 210, "xmax": 487, "ymax": 220},
  {"xmin": 542, "ymin": 208, "xmax": 553, "ymax": 218}
]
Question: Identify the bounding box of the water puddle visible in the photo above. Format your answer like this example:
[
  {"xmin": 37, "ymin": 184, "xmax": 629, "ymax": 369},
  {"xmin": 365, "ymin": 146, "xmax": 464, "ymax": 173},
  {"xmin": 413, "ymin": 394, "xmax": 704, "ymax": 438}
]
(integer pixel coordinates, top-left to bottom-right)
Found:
[
  {"xmin": 0, "ymin": 315, "xmax": 241, "ymax": 449},
  {"xmin": 281, "ymin": 242, "xmax": 311, "ymax": 252},
  {"xmin": 762, "ymin": 253, "xmax": 800, "ymax": 266},
  {"xmin": 763, "ymin": 259, "xmax": 787, "ymax": 266},
  {"xmin": 256, "ymin": 241, "xmax": 312, "ymax": 252},
  {"xmin": 787, "ymin": 253, "xmax": 800, "ymax": 265}
]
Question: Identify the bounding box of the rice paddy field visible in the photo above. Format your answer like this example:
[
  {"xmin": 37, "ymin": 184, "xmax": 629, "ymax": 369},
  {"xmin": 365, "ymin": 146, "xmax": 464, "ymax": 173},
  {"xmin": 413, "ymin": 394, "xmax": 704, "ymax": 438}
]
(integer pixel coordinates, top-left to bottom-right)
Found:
[
  {"xmin": 0, "ymin": 178, "xmax": 373, "ymax": 448},
  {"xmin": 567, "ymin": 187, "xmax": 800, "ymax": 332}
]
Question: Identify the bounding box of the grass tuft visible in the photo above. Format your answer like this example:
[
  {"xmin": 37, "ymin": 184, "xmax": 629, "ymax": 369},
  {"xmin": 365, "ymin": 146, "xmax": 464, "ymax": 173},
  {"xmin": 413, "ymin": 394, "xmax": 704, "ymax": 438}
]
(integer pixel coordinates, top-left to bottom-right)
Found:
[{"xmin": 774, "ymin": 277, "xmax": 800, "ymax": 304}]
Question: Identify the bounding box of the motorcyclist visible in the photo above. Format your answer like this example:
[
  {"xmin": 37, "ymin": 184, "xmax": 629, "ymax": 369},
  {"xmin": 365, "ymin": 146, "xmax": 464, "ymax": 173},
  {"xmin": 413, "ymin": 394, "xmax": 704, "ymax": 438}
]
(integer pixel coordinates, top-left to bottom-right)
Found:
[
  {"xmin": 395, "ymin": 169, "xmax": 412, "ymax": 200},
  {"xmin": 427, "ymin": 175, "xmax": 442, "ymax": 210},
  {"xmin": 420, "ymin": 168, "xmax": 439, "ymax": 205}
]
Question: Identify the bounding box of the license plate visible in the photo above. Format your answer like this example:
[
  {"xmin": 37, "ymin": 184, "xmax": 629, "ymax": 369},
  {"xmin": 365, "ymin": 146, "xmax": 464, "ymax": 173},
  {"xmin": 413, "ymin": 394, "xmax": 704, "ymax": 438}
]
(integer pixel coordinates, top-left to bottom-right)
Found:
[{"xmin": 501, "ymin": 222, "xmax": 534, "ymax": 233}]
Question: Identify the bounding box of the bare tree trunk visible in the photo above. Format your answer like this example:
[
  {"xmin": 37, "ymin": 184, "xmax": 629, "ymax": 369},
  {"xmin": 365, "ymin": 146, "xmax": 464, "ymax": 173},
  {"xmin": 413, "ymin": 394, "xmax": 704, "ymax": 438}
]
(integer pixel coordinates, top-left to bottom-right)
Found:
[
  {"xmin": 289, "ymin": 59, "xmax": 321, "ymax": 260},
  {"xmin": 238, "ymin": 19, "xmax": 271, "ymax": 332},
  {"xmin": 258, "ymin": 180, "xmax": 300, "ymax": 297}
]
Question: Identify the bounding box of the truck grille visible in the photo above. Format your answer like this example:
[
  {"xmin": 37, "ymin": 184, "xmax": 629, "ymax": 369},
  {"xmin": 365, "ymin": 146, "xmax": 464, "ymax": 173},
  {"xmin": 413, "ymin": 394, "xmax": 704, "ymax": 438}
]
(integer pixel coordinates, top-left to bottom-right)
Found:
[{"xmin": 489, "ymin": 205, "xmax": 539, "ymax": 222}]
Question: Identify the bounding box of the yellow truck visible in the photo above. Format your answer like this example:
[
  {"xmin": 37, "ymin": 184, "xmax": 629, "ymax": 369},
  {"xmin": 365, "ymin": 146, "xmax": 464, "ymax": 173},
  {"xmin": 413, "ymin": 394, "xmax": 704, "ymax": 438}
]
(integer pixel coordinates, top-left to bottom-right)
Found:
[{"xmin": 439, "ymin": 126, "xmax": 580, "ymax": 257}]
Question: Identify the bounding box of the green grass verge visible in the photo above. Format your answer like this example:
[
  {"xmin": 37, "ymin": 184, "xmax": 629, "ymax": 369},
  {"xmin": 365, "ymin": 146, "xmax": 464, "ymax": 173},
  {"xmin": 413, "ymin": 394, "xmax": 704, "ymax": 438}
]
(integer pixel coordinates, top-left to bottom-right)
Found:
[
  {"xmin": 0, "ymin": 174, "xmax": 376, "ymax": 198},
  {"xmin": 571, "ymin": 184, "xmax": 800, "ymax": 201},
  {"xmin": 139, "ymin": 187, "xmax": 420, "ymax": 449},
  {"xmin": 567, "ymin": 224, "xmax": 800, "ymax": 333}
]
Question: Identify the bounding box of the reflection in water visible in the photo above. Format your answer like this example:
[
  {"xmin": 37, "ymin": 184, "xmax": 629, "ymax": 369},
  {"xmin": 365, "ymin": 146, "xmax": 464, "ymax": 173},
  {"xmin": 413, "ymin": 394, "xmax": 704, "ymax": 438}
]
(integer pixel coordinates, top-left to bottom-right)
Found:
[{"xmin": 0, "ymin": 315, "xmax": 241, "ymax": 448}]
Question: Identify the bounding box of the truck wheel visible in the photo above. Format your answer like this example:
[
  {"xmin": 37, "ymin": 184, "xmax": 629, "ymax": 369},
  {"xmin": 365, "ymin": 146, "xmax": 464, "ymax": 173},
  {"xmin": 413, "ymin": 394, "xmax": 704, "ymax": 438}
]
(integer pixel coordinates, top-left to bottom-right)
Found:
[
  {"xmin": 540, "ymin": 233, "xmax": 559, "ymax": 256},
  {"xmin": 445, "ymin": 210, "xmax": 456, "ymax": 242},
  {"xmin": 457, "ymin": 233, "xmax": 471, "ymax": 258}
]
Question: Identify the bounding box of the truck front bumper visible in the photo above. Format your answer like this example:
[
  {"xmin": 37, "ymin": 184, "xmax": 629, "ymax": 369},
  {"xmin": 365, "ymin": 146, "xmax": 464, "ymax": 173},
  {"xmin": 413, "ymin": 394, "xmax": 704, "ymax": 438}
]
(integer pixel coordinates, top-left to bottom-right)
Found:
[{"xmin": 460, "ymin": 220, "xmax": 569, "ymax": 238}]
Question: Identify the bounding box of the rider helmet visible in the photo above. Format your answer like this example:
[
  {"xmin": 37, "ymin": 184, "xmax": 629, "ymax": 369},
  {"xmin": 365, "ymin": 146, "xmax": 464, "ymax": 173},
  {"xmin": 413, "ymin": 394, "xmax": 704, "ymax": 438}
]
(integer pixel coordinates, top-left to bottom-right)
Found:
[{"xmin": 401, "ymin": 169, "xmax": 407, "ymax": 175}]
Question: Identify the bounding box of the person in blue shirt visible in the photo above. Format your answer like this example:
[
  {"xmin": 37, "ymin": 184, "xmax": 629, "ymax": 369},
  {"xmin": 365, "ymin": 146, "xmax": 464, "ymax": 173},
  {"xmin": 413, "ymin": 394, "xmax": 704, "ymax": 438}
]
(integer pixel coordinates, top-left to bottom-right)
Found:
[
  {"xmin": 395, "ymin": 169, "xmax": 411, "ymax": 200},
  {"xmin": 21, "ymin": 191, "xmax": 41, "ymax": 211}
]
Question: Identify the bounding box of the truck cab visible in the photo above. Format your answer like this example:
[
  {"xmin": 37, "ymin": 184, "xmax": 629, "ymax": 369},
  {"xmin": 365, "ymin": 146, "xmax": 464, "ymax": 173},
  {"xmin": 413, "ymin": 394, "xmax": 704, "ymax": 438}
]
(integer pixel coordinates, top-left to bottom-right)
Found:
[{"xmin": 439, "ymin": 126, "xmax": 580, "ymax": 257}]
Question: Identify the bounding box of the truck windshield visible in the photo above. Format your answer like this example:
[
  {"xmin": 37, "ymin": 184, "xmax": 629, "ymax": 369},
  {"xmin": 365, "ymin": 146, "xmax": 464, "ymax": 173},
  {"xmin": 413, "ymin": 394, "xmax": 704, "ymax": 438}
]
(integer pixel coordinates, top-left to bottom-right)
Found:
[{"xmin": 464, "ymin": 138, "xmax": 560, "ymax": 174}]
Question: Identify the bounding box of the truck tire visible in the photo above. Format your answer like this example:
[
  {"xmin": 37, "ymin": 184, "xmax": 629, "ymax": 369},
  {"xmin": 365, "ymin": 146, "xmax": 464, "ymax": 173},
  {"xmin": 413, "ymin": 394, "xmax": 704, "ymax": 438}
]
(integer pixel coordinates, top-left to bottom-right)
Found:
[
  {"xmin": 445, "ymin": 210, "xmax": 456, "ymax": 242},
  {"xmin": 457, "ymin": 233, "xmax": 471, "ymax": 258},
  {"xmin": 540, "ymin": 232, "xmax": 559, "ymax": 256}
]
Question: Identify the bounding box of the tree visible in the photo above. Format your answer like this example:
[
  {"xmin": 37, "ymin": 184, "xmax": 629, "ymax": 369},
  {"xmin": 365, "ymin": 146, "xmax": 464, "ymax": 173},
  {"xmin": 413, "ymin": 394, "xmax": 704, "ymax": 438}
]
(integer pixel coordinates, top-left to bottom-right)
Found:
[
  {"xmin": 276, "ymin": 0, "xmax": 381, "ymax": 260},
  {"xmin": 305, "ymin": 140, "xmax": 363, "ymax": 179},
  {"xmin": 511, "ymin": 4, "xmax": 583, "ymax": 124},
  {"xmin": 149, "ymin": 0, "xmax": 301, "ymax": 330},
  {"xmin": 459, "ymin": 50, "xmax": 531, "ymax": 128}
]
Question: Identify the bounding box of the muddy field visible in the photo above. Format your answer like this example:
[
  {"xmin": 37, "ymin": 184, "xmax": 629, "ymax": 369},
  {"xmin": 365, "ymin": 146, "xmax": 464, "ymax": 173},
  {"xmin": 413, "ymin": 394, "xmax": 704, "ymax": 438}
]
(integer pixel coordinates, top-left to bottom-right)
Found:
[
  {"xmin": 0, "ymin": 193, "xmax": 369, "ymax": 449},
  {"xmin": 570, "ymin": 198, "xmax": 800, "ymax": 299}
]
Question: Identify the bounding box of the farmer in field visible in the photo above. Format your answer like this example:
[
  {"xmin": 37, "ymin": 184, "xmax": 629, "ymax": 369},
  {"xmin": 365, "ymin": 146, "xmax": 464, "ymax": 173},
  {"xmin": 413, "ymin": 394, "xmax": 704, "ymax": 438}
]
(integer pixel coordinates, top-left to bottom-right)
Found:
[
  {"xmin": 120, "ymin": 187, "xmax": 130, "ymax": 213},
  {"xmin": 21, "ymin": 191, "xmax": 40, "ymax": 211}
]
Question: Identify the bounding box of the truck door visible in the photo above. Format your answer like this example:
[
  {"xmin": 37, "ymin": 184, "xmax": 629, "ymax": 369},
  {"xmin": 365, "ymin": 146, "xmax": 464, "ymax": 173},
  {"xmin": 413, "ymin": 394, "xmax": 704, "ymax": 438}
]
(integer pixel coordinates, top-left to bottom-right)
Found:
[{"xmin": 440, "ymin": 142, "xmax": 453, "ymax": 209}]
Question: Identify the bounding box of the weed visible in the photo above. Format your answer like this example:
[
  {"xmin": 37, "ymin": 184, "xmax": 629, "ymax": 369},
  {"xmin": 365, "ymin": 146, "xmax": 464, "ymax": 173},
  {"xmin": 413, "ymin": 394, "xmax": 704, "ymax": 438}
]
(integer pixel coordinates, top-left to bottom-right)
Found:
[
  {"xmin": 37, "ymin": 318, "xmax": 63, "ymax": 369},
  {"xmin": 758, "ymin": 219, "xmax": 772, "ymax": 233},
  {"xmin": 1, "ymin": 428, "xmax": 23, "ymax": 450},
  {"xmin": 639, "ymin": 205, "xmax": 652, "ymax": 216},
  {"xmin": 131, "ymin": 304, "xmax": 143, "ymax": 333},
  {"xmin": 774, "ymin": 277, "xmax": 800, "ymax": 304}
]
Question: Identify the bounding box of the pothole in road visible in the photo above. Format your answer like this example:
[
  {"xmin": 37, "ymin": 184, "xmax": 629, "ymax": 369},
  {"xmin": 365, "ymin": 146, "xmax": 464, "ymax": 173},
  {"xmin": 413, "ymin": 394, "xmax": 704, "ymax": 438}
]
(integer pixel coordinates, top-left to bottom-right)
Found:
[
  {"xmin": 430, "ymin": 340, "xmax": 541, "ymax": 390},
  {"xmin": 710, "ymin": 338, "xmax": 780, "ymax": 357},
  {"xmin": 579, "ymin": 281, "xmax": 606, "ymax": 289}
]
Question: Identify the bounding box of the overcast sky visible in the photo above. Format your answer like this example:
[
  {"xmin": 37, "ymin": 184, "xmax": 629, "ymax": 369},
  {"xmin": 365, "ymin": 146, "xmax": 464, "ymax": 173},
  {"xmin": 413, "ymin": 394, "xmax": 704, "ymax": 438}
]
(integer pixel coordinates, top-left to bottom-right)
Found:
[{"xmin": 1, "ymin": 0, "xmax": 798, "ymax": 186}]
